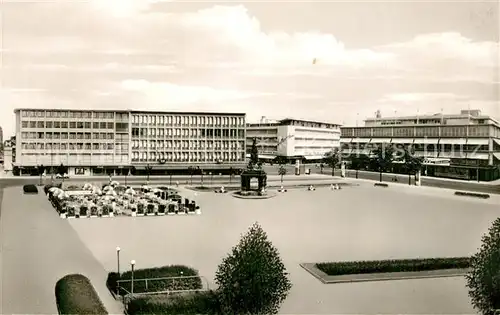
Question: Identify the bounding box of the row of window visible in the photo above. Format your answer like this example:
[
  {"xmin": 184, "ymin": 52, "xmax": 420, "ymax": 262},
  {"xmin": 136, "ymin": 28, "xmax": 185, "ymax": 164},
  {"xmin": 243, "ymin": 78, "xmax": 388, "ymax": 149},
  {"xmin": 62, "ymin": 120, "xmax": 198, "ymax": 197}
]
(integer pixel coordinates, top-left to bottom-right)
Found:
[
  {"xmin": 21, "ymin": 110, "xmax": 126, "ymax": 119},
  {"xmin": 285, "ymin": 120, "xmax": 340, "ymax": 129},
  {"xmin": 21, "ymin": 120, "xmax": 129, "ymax": 130},
  {"xmin": 340, "ymin": 144, "xmax": 489, "ymax": 151},
  {"xmin": 132, "ymin": 115, "xmax": 244, "ymax": 126},
  {"xmin": 341, "ymin": 126, "xmax": 491, "ymax": 138},
  {"xmin": 131, "ymin": 151, "xmax": 245, "ymax": 162},
  {"xmin": 22, "ymin": 132, "xmax": 117, "ymax": 140},
  {"xmin": 21, "ymin": 143, "xmax": 129, "ymax": 150},
  {"xmin": 132, "ymin": 140, "xmax": 244, "ymax": 150},
  {"xmin": 131, "ymin": 128, "xmax": 245, "ymax": 138}
]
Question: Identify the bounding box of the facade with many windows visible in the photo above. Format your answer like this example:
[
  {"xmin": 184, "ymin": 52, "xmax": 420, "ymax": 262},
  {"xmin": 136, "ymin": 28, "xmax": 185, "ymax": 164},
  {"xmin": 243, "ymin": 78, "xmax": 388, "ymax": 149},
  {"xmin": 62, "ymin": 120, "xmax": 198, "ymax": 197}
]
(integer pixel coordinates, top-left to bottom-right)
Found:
[
  {"xmin": 14, "ymin": 108, "xmax": 246, "ymax": 176},
  {"xmin": 340, "ymin": 110, "xmax": 500, "ymax": 181},
  {"xmin": 246, "ymin": 118, "xmax": 341, "ymax": 162}
]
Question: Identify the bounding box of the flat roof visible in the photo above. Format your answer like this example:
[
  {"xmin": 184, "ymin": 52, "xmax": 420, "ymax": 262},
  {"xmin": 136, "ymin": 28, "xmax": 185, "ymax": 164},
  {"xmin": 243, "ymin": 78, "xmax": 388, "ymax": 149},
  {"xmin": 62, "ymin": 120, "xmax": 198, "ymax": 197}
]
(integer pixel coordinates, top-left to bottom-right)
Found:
[
  {"xmin": 14, "ymin": 108, "xmax": 246, "ymax": 116},
  {"xmin": 247, "ymin": 118, "xmax": 341, "ymax": 127}
]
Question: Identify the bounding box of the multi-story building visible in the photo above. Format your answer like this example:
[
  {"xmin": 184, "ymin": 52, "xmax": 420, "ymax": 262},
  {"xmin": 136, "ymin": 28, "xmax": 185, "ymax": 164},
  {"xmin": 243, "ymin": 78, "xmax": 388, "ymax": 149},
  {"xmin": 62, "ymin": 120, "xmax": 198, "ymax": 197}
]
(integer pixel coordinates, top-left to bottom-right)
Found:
[
  {"xmin": 13, "ymin": 108, "xmax": 246, "ymax": 176},
  {"xmin": 246, "ymin": 117, "xmax": 341, "ymax": 163},
  {"xmin": 340, "ymin": 109, "xmax": 500, "ymax": 181}
]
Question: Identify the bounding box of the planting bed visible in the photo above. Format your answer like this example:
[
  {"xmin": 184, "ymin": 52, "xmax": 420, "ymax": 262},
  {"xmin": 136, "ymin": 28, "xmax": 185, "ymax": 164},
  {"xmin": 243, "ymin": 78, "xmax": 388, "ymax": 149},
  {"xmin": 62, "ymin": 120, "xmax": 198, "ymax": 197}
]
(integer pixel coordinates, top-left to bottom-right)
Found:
[{"xmin": 316, "ymin": 257, "xmax": 471, "ymax": 276}]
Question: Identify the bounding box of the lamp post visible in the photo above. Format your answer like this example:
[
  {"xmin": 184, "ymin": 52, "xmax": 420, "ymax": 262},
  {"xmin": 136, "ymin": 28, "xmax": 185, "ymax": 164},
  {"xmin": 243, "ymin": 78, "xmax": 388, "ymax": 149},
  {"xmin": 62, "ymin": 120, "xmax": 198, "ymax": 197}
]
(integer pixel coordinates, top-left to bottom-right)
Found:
[
  {"xmin": 116, "ymin": 247, "xmax": 121, "ymax": 274},
  {"xmin": 130, "ymin": 260, "xmax": 136, "ymax": 294},
  {"xmin": 116, "ymin": 247, "xmax": 121, "ymax": 294}
]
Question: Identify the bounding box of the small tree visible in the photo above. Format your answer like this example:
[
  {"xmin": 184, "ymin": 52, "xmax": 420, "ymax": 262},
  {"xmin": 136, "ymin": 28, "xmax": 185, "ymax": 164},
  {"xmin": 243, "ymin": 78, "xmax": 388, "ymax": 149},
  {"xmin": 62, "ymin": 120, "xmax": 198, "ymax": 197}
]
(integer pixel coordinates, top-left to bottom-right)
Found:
[
  {"xmin": 371, "ymin": 143, "xmax": 395, "ymax": 182},
  {"xmin": 278, "ymin": 164, "xmax": 287, "ymax": 183},
  {"xmin": 403, "ymin": 146, "xmax": 424, "ymax": 186},
  {"xmin": 145, "ymin": 164, "xmax": 153, "ymax": 182},
  {"xmin": 466, "ymin": 217, "xmax": 500, "ymax": 315},
  {"xmin": 323, "ymin": 148, "xmax": 340, "ymax": 176},
  {"xmin": 215, "ymin": 222, "xmax": 292, "ymax": 315},
  {"xmin": 37, "ymin": 164, "xmax": 45, "ymax": 185}
]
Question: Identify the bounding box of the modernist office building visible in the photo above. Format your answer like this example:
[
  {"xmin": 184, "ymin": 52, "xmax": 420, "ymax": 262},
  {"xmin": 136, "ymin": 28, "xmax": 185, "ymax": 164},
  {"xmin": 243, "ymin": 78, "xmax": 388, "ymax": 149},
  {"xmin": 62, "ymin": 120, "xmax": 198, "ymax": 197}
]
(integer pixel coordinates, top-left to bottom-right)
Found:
[
  {"xmin": 340, "ymin": 109, "xmax": 500, "ymax": 181},
  {"xmin": 246, "ymin": 117, "xmax": 341, "ymax": 163},
  {"xmin": 13, "ymin": 108, "xmax": 247, "ymax": 176}
]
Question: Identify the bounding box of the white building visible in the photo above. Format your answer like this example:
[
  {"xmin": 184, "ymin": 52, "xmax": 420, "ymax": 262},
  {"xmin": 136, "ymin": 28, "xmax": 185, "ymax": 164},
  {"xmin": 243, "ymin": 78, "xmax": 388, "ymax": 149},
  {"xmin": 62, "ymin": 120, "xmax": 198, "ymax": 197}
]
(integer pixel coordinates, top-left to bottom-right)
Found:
[
  {"xmin": 246, "ymin": 118, "xmax": 341, "ymax": 163},
  {"xmin": 14, "ymin": 108, "xmax": 247, "ymax": 176},
  {"xmin": 341, "ymin": 109, "xmax": 500, "ymax": 181}
]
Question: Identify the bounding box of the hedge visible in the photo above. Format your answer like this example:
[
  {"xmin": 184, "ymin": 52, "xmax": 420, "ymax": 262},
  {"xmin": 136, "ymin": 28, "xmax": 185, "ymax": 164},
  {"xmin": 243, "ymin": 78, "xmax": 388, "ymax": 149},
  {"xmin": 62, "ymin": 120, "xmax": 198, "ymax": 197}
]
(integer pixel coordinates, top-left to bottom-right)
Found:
[
  {"xmin": 55, "ymin": 274, "xmax": 108, "ymax": 314},
  {"xmin": 107, "ymin": 265, "xmax": 203, "ymax": 296},
  {"xmin": 316, "ymin": 257, "xmax": 471, "ymax": 276},
  {"xmin": 127, "ymin": 290, "xmax": 220, "ymax": 315},
  {"xmin": 454, "ymin": 191, "xmax": 490, "ymax": 199}
]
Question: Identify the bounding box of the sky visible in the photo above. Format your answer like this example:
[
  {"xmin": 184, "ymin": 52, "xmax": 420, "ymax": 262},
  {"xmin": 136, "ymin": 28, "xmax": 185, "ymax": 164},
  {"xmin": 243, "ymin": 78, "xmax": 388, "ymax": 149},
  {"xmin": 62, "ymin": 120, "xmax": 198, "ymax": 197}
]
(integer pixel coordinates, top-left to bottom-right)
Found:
[{"xmin": 0, "ymin": 0, "xmax": 498, "ymax": 138}]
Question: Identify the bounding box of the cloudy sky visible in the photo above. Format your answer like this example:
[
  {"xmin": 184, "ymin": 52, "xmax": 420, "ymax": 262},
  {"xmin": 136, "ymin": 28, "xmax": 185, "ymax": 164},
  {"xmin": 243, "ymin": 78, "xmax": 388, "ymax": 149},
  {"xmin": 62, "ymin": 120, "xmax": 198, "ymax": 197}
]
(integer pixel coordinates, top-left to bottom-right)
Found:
[{"xmin": 0, "ymin": 0, "xmax": 498, "ymax": 137}]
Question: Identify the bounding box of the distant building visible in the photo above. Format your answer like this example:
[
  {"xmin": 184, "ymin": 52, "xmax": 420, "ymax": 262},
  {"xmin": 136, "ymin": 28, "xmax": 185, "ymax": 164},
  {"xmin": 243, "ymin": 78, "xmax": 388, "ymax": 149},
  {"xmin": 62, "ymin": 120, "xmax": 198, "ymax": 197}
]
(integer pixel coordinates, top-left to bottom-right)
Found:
[
  {"xmin": 340, "ymin": 109, "xmax": 500, "ymax": 181},
  {"xmin": 246, "ymin": 117, "xmax": 341, "ymax": 163},
  {"xmin": 13, "ymin": 108, "xmax": 247, "ymax": 176}
]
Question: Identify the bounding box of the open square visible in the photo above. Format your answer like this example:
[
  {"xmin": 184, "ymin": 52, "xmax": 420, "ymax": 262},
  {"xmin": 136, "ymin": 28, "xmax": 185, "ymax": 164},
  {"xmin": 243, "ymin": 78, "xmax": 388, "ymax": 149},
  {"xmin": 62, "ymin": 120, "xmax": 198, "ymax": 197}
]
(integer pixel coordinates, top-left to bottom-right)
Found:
[{"xmin": 67, "ymin": 183, "xmax": 500, "ymax": 314}]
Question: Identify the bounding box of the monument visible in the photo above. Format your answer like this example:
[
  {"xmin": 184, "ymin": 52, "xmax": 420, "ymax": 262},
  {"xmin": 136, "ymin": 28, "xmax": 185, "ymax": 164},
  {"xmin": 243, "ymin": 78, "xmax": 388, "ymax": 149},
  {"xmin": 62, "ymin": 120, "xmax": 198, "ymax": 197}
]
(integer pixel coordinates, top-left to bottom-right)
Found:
[{"xmin": 239, "ymin": 138, "xmax": 268, "ymax": 196}]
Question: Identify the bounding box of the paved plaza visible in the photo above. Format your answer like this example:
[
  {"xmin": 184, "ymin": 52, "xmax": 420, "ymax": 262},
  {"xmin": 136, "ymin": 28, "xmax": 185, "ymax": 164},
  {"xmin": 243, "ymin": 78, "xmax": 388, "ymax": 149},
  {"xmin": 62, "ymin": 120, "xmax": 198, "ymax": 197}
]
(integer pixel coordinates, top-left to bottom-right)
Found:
[{"xmin": 64, "ymin": 183, "xmax": 499, "ymax": 314}]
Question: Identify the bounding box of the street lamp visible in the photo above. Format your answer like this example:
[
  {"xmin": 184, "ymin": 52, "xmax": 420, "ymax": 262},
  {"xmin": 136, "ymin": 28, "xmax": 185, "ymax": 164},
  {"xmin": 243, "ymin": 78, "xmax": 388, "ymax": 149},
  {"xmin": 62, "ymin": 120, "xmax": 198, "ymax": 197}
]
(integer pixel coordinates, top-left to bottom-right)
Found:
[
  {"xmin": 116, "ymin": 247, "xmax": 121, "ymax": 274},
  {"xmin": 116, "ymin": 247, "xmax": 121, "ymax": 295},
  {"xmin": 130, "ymin": 260, "xmax": 136, "ymax": 294}
]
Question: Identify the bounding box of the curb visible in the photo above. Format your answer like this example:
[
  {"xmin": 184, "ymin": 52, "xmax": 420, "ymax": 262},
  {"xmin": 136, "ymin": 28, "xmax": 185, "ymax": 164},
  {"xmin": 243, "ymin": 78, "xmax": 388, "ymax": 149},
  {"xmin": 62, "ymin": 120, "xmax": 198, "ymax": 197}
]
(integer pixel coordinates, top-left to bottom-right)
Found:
[{"xmin": 300, "ymin": 263, "xmax": 470, "ymax": 284}]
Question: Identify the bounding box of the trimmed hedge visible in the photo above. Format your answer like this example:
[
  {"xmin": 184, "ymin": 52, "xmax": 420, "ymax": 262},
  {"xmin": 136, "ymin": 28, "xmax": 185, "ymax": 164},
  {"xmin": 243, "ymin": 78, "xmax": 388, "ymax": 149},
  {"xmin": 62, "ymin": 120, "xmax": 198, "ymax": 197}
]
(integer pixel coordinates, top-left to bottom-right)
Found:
[
  {"xmin": 127, "ymin": 291, "xmax": 220, "ymax": 315},
  {"xmin": 55, "ymin": 274, "xmax": 108, "ymax": 314},
  {"xmin": 23, "ymin": 184, "xmax": 38, "ymax": 194},
  {"xmin": 316, "ymin": 257, "xmax": 471, "ymax": 276},
  {"xmin": 455, "ymin": 191, "xmax": 490, "ymax": 199},
  {"xmin": 107, "ymin": 265, "xmax": 203, "ymax": 296}
]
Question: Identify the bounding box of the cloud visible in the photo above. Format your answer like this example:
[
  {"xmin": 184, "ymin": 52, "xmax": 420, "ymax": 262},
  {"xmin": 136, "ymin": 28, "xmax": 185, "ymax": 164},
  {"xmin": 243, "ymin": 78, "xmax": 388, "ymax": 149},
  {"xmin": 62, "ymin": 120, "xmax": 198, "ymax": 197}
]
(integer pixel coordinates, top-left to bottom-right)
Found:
[
  {"xmin": 120, "ymin": 79, "xmax": 273, "ymax": 105},
  {"xmin": 381, "ymin": 92, "xmax": 468, "ymax": 103}
]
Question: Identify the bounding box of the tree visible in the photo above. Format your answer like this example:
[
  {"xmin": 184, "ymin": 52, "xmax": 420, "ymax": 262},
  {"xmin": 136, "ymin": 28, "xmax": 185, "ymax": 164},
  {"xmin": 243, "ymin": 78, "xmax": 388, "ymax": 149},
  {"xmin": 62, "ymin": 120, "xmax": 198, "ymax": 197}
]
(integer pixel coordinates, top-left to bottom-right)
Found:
[
  {"xmin": 466, "ymin": 217, "xmax": 500, "ymax": 315},
  {"xmin": 37, "ymin": 164, "xmax": 45, "ymax": 185},
  {"xmin": 323, "ymin": 149, "xmax": 340, "ymax": 176},
  {"xmin": 145, "ymin": 164, "xmax": 153, "ymax": 182},
  {"xmin": 278, "ymin": 164, "xmax": 287, "ymax": 183},
  {"xmin": 403, "ymin": 146, "xmax": 424, "ymax": 185},
  {"xmin": 371, "ymin": 143, "xmax": 395, "ymax": 182},
  {"xmin": 215, "ymin": 222, "xmax": 292, "ymax": 315},
  {"xmin": 350, "ymin": 155, "xmax": 369, "ymax": 179}
]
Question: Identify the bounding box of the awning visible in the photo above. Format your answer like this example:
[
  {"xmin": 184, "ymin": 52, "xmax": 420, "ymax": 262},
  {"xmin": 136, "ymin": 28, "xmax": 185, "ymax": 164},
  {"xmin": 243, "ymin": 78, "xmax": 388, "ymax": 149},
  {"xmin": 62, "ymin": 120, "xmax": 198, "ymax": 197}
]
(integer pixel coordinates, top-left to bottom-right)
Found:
[
  {"xmin": 352, "ymin": 138, "xmax": 371, "ymax": 143},
  {"xmin": 370, "ymin": 138, "xmax": 391, "ymax": 143},
  {"xmin": 467, "ymin": 139, "xmax": 489, "ymax": 145},
  {"xmin": 391, "ymin": 138, "xmax": 413, "ymax": 144},
  {"xmin": 494, "ymin": 153, "xmax": 500, "ymax": 160},
  {"xmin": 493, "ymin": 139, "xmax": 500, "ymax": 146},
  {"xmin": 304, "ymin": 156, "xmax": 325, "ymax": 160},
  {"xmin": 258, "ymin": 154, "xmax": 276, "ymax": 159},
  {"xmin": 466, "ymin": 153, "xmax": 489, "ymax": 160},
  {"xmin": 439, "ymin": 138, "xmax": 467, "ymax": 145},
  {"xmin": 415, "ymin": 138, "xmax": 439, "ymax": 144},
  {"xmin": 340, "ymin": 138, "xmax": 353, "ymax": 144}
]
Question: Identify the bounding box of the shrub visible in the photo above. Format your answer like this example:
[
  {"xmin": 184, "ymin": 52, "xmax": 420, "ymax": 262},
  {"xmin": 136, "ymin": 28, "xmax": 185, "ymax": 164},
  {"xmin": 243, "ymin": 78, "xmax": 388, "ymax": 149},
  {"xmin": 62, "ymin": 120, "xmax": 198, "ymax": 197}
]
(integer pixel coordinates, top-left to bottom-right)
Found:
[
  {"xmin": 80, "ymin": 206, "xmax": 88, "ymax": 217},
  {"xmin": 168, "ymin": 204, "xmax": 175, "ymax": 213},
  {"xmin": 158, "ymin": 204, "xmax": 166, "ymax": 214},
  {"xmin": 147, "ymin": 203, "xmax": 154, "ymax": 214},
  {"xmin": 137, "ymin": 204, "xmax": 145, "ymax": 214},
  {"xmin": 23, "ymin": 184, "xmax": 38, "ymax": 194},
  {"xmin": 102, "ymin": 206, "xmax": 110, "ymax": 216},
  {"xmin": 127, "ymin": 291, "xmax": 220, "ymax": 315},
  {"xmin": 67, "ymin": 206, "xmax": 76, "ymax": 217},
  {"xmin": 215, "ymin": 222, "xmax": 292, "ymax": 315},
  {"xmin": 107, "ymin": 265, "xmax": 203, "ymax": 296},
  {"xmin": 466, "ymin": 217, "xmax": 500, "ymax": 315},
  {"xmin": 90, "ymin": 206, "xmax": 98, "ymax": 216},
  {"xmin": 316, "ymin": 257, "xmax": 471, "ymax": 276},
  {"xmin": 55, "ymin": 274, "xmax": 108, "ymax": 314}
]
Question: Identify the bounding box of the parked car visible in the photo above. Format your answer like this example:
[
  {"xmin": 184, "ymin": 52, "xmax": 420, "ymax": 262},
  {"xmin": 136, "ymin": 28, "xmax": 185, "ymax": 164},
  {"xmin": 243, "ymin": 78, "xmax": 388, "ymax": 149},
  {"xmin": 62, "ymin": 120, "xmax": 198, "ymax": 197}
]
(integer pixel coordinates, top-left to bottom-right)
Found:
[
  {"xmin": 23, "ymin": 184, "xmax": 38, "ymax": 194},
  {"xmin": 55, "ymin": 173, "xmax": 69, "ymax": 179}
]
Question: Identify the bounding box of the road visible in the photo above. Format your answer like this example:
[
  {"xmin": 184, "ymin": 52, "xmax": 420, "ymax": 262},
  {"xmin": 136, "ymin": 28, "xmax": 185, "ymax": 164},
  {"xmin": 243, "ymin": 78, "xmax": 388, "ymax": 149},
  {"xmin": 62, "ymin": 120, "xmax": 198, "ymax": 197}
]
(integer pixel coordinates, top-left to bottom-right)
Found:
[
  {"xmin": 1, "ymin": 167, "xmax": 499, "ymax": 194},
  {"xmin": 0, "ymin": 186, "xmax": 123, "ymax": 314}
]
